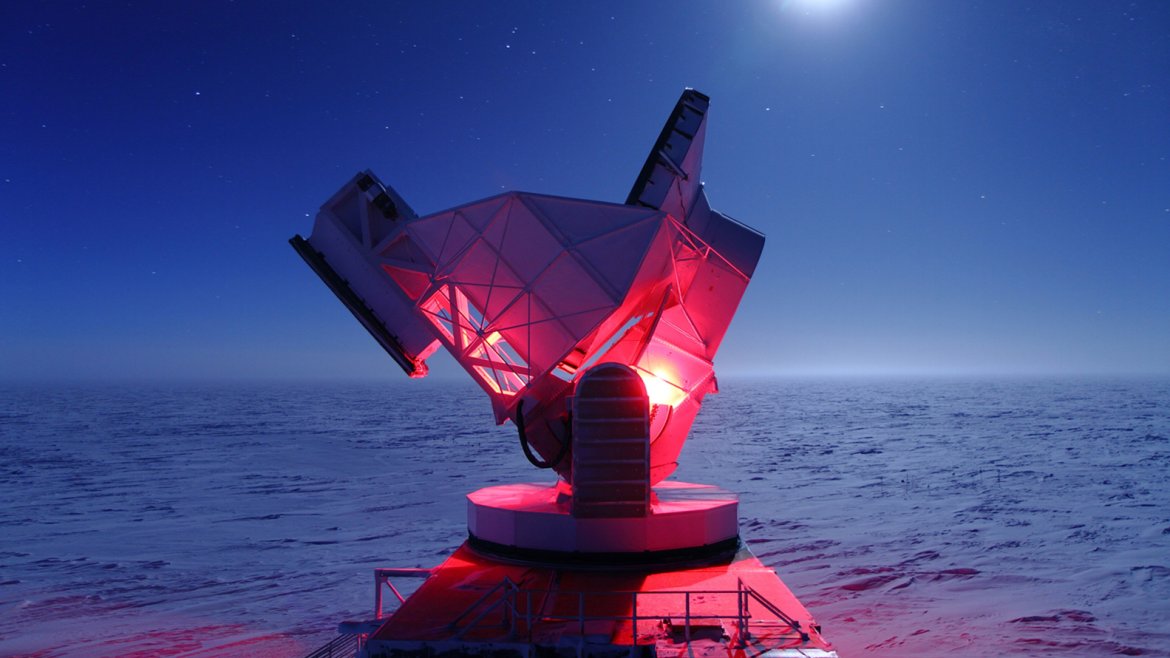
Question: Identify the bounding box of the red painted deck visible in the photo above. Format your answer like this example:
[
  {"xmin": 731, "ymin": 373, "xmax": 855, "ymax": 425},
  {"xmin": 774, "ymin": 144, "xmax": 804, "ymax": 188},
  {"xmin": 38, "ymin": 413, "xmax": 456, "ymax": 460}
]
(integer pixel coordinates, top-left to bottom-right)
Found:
[{"xmin": 366, "ymin": 541, "xmax": 836, "ymax": 657}]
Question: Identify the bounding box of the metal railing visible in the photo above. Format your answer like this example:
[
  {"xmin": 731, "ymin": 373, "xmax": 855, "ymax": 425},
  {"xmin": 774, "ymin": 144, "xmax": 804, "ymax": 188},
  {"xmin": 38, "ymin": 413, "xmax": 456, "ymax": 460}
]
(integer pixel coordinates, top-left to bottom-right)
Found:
[
  {"xmin": 442, "ymin": 577, "xmax": 809, "ymax": 650},
  {"xmin": 371, "ymin": 567, "xmax": 814, "ymax": 653},
  {"xmin": 374, "ymin": 567, "xmax": 433, "ymax": 619},
  {"xmin": 302, "ymin": 633, "xmax": 360, "ymax": 658},
  {"xmin": 450, "ymin": 576, "xmax": 521, "ymax": 638},
  {"xmin": 298, "ymin": 568, "xmax": 431, "ymax": 658}
]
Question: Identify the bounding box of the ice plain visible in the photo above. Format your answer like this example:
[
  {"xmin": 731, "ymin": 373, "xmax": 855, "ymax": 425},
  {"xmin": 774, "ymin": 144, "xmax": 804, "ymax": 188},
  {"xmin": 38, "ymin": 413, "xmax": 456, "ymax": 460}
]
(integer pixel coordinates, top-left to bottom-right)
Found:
[{"xmin": 1, "ymin": 377, "xmax": 1168, "ymax": 657}]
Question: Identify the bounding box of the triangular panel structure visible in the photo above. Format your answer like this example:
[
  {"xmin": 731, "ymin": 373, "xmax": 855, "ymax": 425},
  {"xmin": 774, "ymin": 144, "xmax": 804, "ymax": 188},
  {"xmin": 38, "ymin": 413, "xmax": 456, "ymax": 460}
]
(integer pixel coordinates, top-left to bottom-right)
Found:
[{"xmin": 292, "ymin": 89, "xmax": 765, "ymax": 486}]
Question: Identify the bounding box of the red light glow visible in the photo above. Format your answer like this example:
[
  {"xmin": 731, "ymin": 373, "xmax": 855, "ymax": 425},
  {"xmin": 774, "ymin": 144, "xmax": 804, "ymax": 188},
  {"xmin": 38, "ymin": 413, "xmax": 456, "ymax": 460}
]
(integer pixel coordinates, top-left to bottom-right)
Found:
[{"xmin": 636, "ymin": 367, "xmax": 687, "ymax": 408}]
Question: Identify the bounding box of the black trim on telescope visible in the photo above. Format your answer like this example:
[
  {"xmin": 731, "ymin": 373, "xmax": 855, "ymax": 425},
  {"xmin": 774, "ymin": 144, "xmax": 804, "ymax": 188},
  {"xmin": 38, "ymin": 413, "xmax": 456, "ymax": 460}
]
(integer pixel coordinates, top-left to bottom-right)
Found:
[
  {"xmin": 354, "ymin": 171, "xmax": 399, "ymax": 219},
  {"xmin": 289, "ymin": 234, "xmax": 418, "ymax": 376},
  {"xmin": 625, "ymin": 88, "xmax": 709, "ymax": 207},
  {"xmin": 466, "ymin": 534, "xmax": 742, "ymax": 569},
  {"xmin": 515, "ymin": 400, "xmax": 569, "ymax": 469},
  {"xmin": 371, "ymin": 192, "xmax": 399, "ymax": 219}
]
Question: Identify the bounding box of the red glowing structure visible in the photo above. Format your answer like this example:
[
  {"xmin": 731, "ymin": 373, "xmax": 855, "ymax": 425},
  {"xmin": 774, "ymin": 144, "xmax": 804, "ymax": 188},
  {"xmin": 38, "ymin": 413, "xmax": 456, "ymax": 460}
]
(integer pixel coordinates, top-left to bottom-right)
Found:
[
  {"xmin": 292, "ymin": 90, "xmax": 836, "ymax": 657},
  {"xmin": 293, "ymin": 90, "xmax": 760, "ymax": 487}
]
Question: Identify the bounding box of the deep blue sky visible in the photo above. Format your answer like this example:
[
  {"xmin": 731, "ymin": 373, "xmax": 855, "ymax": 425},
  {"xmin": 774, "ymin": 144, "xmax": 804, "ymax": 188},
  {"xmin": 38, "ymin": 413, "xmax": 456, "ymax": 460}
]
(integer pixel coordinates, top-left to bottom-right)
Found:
[{"xmin": 2, "ymin": 1, "xmax": 1167, "ymax": 381}]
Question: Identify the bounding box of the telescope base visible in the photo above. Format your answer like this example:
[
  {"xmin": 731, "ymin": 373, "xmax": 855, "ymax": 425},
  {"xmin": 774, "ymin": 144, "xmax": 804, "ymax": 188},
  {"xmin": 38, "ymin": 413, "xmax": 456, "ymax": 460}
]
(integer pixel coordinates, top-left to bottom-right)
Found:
[{"xmin": 467, "ymin": 480, "xmax": 739, "ymax": 556}]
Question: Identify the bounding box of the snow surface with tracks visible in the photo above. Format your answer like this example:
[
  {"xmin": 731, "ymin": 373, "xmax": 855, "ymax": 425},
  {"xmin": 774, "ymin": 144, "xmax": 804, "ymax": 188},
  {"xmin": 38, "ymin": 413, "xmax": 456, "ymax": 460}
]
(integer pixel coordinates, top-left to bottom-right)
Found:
[{"xmin": 1, "ymin": 377, "xmax": 1168, "ymax": 656}]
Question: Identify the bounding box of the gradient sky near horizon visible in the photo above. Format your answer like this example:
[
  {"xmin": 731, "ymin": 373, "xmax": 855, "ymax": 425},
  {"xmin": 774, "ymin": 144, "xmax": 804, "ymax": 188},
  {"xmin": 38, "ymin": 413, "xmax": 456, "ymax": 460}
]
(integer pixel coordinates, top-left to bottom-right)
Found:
[{"xmin": 2, "ymin": 1, "xmax": 1168, "ymax": 381}]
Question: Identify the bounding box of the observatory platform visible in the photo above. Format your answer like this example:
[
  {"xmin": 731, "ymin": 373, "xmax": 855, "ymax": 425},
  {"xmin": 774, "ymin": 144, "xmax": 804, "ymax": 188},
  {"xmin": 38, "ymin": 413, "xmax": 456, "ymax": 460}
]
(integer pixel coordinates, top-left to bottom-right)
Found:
[
  {"xmin": 467, "ymin": 480, "xmax": 738, "ymax": 555},
  {"xmin": 357, "ymin": 542, "xmax": 836, "ymax": 658},
  {"xmin": 293, "ymin": 90, "xmax": 837, "ymax": 658}
]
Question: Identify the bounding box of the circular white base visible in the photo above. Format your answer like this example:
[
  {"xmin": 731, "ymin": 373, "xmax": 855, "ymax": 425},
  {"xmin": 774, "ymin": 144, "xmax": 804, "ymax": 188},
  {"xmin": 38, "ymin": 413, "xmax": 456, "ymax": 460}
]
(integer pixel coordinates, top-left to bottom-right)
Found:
[{"xmin": 466, "ymin": 480, "xmax": 738, "ymax": 554}]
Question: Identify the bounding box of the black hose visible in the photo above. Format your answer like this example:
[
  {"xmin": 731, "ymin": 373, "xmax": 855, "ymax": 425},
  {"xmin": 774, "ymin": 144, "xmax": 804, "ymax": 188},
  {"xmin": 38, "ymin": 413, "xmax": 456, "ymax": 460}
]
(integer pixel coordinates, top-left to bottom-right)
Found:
[{"xmin": 515, "ymin": 400, "xmax": 569, "ymax": 469}]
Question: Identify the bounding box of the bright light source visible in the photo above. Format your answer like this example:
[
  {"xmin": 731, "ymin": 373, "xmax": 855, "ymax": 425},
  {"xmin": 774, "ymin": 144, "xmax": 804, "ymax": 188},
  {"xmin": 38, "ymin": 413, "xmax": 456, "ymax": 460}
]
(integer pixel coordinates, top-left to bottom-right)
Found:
[
  {"xmin": 784, "ymin": 0, "xmax": 852, "ymax": 14},
  {"xmin": 638, "ymin": 368, "xmax": 687, "ymax": 408}
]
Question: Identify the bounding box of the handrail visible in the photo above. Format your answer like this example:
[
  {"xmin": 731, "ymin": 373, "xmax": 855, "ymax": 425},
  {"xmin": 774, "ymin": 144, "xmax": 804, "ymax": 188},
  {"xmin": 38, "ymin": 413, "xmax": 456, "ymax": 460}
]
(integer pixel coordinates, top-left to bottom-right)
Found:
[
  {"xmin": 740, "ymin": 580, "xmax": 807, "ymax": 640},
  {"xmin": 450, "ymin": 577, "xmax": 518, "ymax": 638},
  {"xmin": 302, "ymin": 633, "xmax": 360, "ymax": 658},
  {"xmin": 371, "ymin": 566, "xmax": 815, "ymax": 652},
  {"xmin": 443, "ymin": 581, "xmax": 812, "ymax": 651},
  {"xmin": 374, "ymin": 567, "xmax": 433, "ymax": 620}
]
